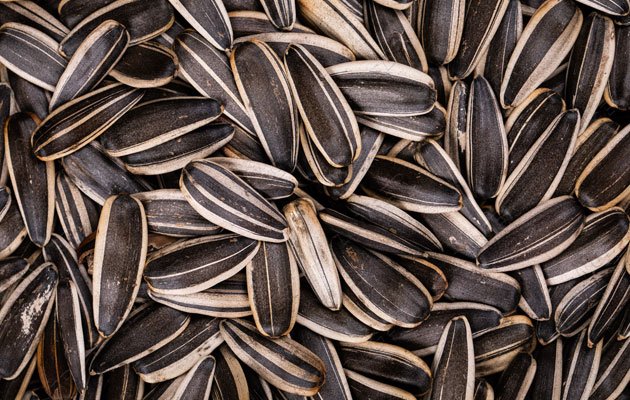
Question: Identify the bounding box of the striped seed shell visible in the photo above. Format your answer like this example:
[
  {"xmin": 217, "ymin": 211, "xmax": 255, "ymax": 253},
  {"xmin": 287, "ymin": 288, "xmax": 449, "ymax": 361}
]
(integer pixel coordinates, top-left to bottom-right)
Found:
[
  {"xmin": 497, "ymin": 110, "xmax": 579, "ymax": 221},
  {"xmin": 283, "ymin": 198, "xmax": 342, "ymax": 310},
  {"xmin": 5, "ymin": 112, "xmax": 55, "ymax": 247},
  {"xmin": 0, "ymin": 23, "xmax": 66, "ymax": 92},
  {"xmin": 466, "ymin": 75, "xmax": 509, "ymax": 201},
  {"xmin": 284, "ymin": 44, "xmax": 360, "ymax": 168},
  {"xmin": 37, "ymin": 310, "xmax": 76, "ymax": 400},
  {"xmin": 345, "ymin": 369, "xmax": 416, "ymax": 400},
  {"xmin": 565, "ymin": 13, "xmax": 615, "ymax": 131},
  {"xmin": 588, "ymin": 333, "xmax": 630, "ymax": 400},
  {"xmin": 364, "ymin": 0, "xmax": 428, "ymax": 72},
  {"xmin": 49, "ymin": 20, "xmax": 129, "ymax": 111},
  {"xmin": 529, "ymin": 338, "xmax": 563, "ymax": 400},
  {"xmin": 296, "ymin": 0, "xmax": 385, "ymax": 60},
  {"xmin": 495, "ymin": 353, "xmax": 536, "ymax": 400},
  {"xmin": 587, "ymin": 250, "xmax": 630, "ymax": 345},
  {"xmin": 93, "ymin": 194, "xmax": 147, "ymax": 338},
  {"xmin": 536, "ymin": 277, "xmax": 579, "ymax": 345},
  {"xmin": 259, "ymin": 0, "xmax": 296, "ymax": 29},
  {"xmin": 167, "ymin": 0, "xmax": 232, "ymax": 50},
  {"xmin": 101, "ymin": 365, "xmax": 143, "ymax": 400},
  {"xmin": 554, "ymin": 267, "xmax": 612, "ymax": 336},
  {"xmin": 170, "ymin": 355, "xmax": 216, "ymax": 400},
  {"xmin": 417, "ymin": 0, "xmax": 465, "ymax": 65},
  {"xmin": 426, "ymin": 252, "xmax": 521, "ymax": 314},
  {"xmin": 342, "ymin": 286, "xmax": 394, "ymax": 332},
  {"xmin": 57, "ymin": 0, "xmax": 117, "ymax": 28},
  {"xmin": 231, "ymin": 39, "xmax": 298, "ymax": 171},
  {"xmin": 55, "ymin": 280, "xmax": 86, "ymax": 391},
  {"xmin": 61, "ymin": 142, "xmax": 152, "ymax": 205},
  {"xmin": 0, "ymin": 356, "xmax": 37, "ymax": 400},
  {"xmin": 144, "ymin": 233, "xmax": 259, "ymax": 295},
  {"xmin": 374, "ymin": 0, "xmax": 413, "ymax": 9},
  {"xmin": 32, "ymin": 83, "xmax": 144, "ymax": 161},
  {"xmin": 247, "ymin": 241, "xmax": 299, "ymax": 337},
  {"xmin": 477, "ymin": 196, "xmax": 586, "ymax": 271},
  {"xmin": 574, "ymin": 0, "xmax": 630, "ymax": 17},
  {"xmin": 561, "ymin": 330, "xmax": 602, "ymax": 400},
  {"xmin": 148, "ymin": 273, "xmax": 252, "ymax": 317},
  {"xmin": 331, "ymin": 238, "xmax": 433, "ymax": 327},
  {"xmin": 604, "ymin": 23, "xmax": 630, "ymax": 110},
  {"xmin": 59, "ymin": 0, "xmax": 175, "ymax": 58},
  {"xmin": 474, "ymin": 315, "xmax": 536, "ymax": 376},
  {"xmin": 210, "ymin": 157, "xmax": 298, "ymax": 200},
  {"xmin": 500, "ymin": 0, "xmax": 583, "ymax": 107},
  {"xmin": 0, "ymin": 194, "xmax": 28, "ymax": 261},
  {"xmin": 510, "ymin": 265, "xmax": 552, "ymax": 320},
  {"xmin": 180, "ymin": 159, "xmax": 288, "ymax": 242},
  {"xmin": 417, "ymin": 212, "xmax": 488, "ymax": 259},
  {"xmin": 327, "ymin": 60, "xmax": 435, "ymax": 116},
  {"xmin": 233, "ymin": 32, "xmax": 355, "ymax": 67},
  {"xmin": 554, "ymin": 118, "xmax": 619, "ymax": 196},
  {"xmin": 575, "ymin": 123, "xmax": 630, "ymax": 211},
  {"xmin": 132, "ymin": 189, "xmax": 221, "ymax": 237},
  {"xmin": 505, "ymin": 88, "xmax": 566, "ymax": 174},
  {"xmin": 444, "ymin": 79, "xmax": 467, "ymax": 171},
  {"xmin": 110, "ymin": 41, "xmax": 178, "ymax": 88},
  {"xmin": 429, "ymin": 317, "xmax": 475, "ymax": 400},
  {"xmin": 484, "ymin": 0, "xmax": 523, "ymax": 97},
  {"xmin": 220, "ymin": 318, "xmax": 326, "ymax": 396},
  {"xmin": 291, "ymin": 326, "xmax": 352, "ymax": 400},
  {"xmin": 174, "ymin": 30, "xmax": 255, "ymax": 135},
  {"xmin": 357, "ymin": 101, "xmax": 446, "ymax": 141},
  {"xmin": 474, "ymin": 379, "xmax": 494, "ymax": 400},
  {"xmin": 541, "ymin": 208, "xmax": 630, "ymax": 285},
  {"xmin": 211, "ymin": 345, "xmax": 249, "ymax": 400},
  {"xmin": 0, "ymin": 262, "xmax": 57, "ymax": 379},
  {"xmin": 392, "ymin": 255, "xmax": 449, "ymax": 300},
  {"xmin": 297, "ymin": 123, "xmax": 351, "ymax": 187},
  {"xmin": 55, "ymin": 171, "xmax": 100, "ymax": 249},
  {"xmin": 0, "ymin": 0, "xmax": 68, "ymax": 41},
  {"xmin": 229, "ymin": 10, "xmax": 313, "ymax": 37},
  {"xmin": 7, "ymin": 72, "xmax": 50, "ymax": 121},
  {"xmin": 133, "ymin": 316, "xmax": 222, "ymax": 383},
  {"xmin": 101, "ymin": 97, "xmax": 222, "ymax": 157},
  {"xmin": 296, "ymin": 282, "xmax": 373, "ymax": 343},
  {"xmin": 448, "ymin": 0, "xmax": 509, "ymax": 79},
  {"xmin": 383, "ymin": 302, "xmax": 502, "ymax": 356},
  {"xmin": 155, "ymin": 18, "xmax": 186, "ymax": 47},
  {"xmin": 0, "ymin": 257, "xmax": 28, "ymax": 293},
  {"xmin": 90, "ymin": 303, "xmax": 190, "ymax": 374},
  {"xmin": 361, "ymin": 156, "xmax": 462, "ymax": 214},
  {"xmin": 120, "ymin": 122, "xmax": 235, "ymax": 175},
  {"xmin": 339, "ymin": 341, "xmax": 432, "ymax": 396}
]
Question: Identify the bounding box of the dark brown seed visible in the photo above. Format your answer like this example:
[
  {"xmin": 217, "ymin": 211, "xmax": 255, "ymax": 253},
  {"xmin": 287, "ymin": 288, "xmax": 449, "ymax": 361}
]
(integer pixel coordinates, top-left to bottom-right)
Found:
[
  {"xmin": 418, "ymin": 0, "xmax": 465, "ymax": 65},
  {"xmin": 529, "ymin": 338, "xmax": 563, "ymax": 400},
  {"xmin": 110, "ymin": 41, "xmax": 178, "ymax": 88},
  {"xmin": 561, "ymin": 330, "xmax": 602, "ymax": 400},
  {"xmin": 494, "ymin": 352, "xmax": 536, "ymax": 400},
  {"xmin": 604, "ymin": 24, "xmax": 630, "ymax": 110}
]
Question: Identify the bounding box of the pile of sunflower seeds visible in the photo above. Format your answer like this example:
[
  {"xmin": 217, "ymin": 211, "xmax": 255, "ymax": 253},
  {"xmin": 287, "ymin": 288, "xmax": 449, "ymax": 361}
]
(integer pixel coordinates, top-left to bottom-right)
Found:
[{"xmin": 0, "ymin": 0, "xmax": 629, "ymax": 398}]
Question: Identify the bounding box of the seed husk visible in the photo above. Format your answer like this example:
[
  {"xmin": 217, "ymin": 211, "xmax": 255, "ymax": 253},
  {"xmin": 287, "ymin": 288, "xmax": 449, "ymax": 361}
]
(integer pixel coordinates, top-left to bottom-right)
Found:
[
  {"xmin": 588, "ymin": 334, "xmax": 630, "ymax": 400},
  {"xmin": 55, "ymin": 280, "xmax": 86, "ymax": 392},
  {"xmin": 228, "ymin": 10, "xmax": 313, "ymax": 38},
  {"xmin": 37, "ymin": 309, "xmax": 76, "ymax": 400},
  {"xmin": 211, "ymin": 344, "xmax": 250, "ymax": 400},
  {"xmin": 259, "ymin": 0, "xmax": 296, "ymax": 30},
  {"xmin": 561, "ymin": 330, "xmax": 602, "ymax": 400},
  {"xmin": 417, "ymin": 0, "xmax": 465, "ymax": 65},
  {"xmin": 57, "ymin": 0, "xmax": 115, "ymax": 28},
  {"xmin": 510, "ymin": 265, "xmax": 552, "ymax": 321},
  {"xmin": 529, "ymin": 338, "xmax": 563, "ymax": 399},
  {"xmin": 0, "ymin": 356, "xmax": 37, "ymax": 400},
  {"xmin": 167, "ymin": 0, "xmax": 232, "ymax": 51},
  {"xmin": 443, "ymin": 79, "xmax": 467, "ymax": 172},
  {"xmin": 418, "ymin": 212, "xmax": 487, "ymax": 259},
  {"xmin": 0, "ymin": 0, "xmax": 68, "ymax": 41},
  {"xmin": 0, "ymin": 257, "xmax": 28, "ymax": 294},
  {"xmin": 345, "ymin": 369, "xmax": 416, "ymax": 400},
  {"xmin": 110, "ymin": 41, "xmax": 178, "ymax": 88},
  {"xmin": 604, "ymin": 23, "xmax": 630, "ymax": 110},
  {"xmin": 357, "ymin": 103, "xmax": 447, "ymax": 141},
  {"xmin": 494, "ymin": 352, "xmax": 537, "ymax": 400}
]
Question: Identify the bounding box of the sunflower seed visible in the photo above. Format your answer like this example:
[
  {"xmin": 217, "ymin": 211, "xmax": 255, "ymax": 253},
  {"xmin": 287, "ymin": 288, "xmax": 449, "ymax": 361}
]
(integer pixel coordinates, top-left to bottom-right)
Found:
[
  {"xmin": 364, "ymin": 1, "xmax": 428, "ymax": 71},
  {"xmin": 466, "ymin": 75, "xmax": 509, "ymax": 201},
  {"xmin": 59, "ymin": 0, "xmax": 175, "ymax": 58},
  {"xmin": 575, "ymin": 124, "xmax": 630, "ymax": 211},
  {"xmin": 536, "ymin": 277, "xmax": 580, "ymax": 345},
  {"xmin": 0, "ymin": 356, "xmax": 36, "ymax": 400},
  {"xmin": 228, "ymin": 10, "xmax": 313, "ymax": 38},
  {"xmin": 298, "ymin": 124, "xmax": 352, "ymax": 187},
  {"xmin": 61, "ymin": 142, "xmax": 152, "ymax": 205},
  {"xmin": 231, "ymin": 40, "xmax": 298, "ymax": 171},
  {"xmin": 495, "ymin": 352, "xmax": 536, "ymax": 400},
  {"xmin": 357, "ymin": 103, "xmax": 447, "ymax": 140},
  {"xmin": 90, "ymin": 303, "xmax": 189, "ymax": 374},
  {"xmin": 418, "ymin": 212, "xmax": 488, "ymax": 259},
  {"xmin": 296, "ymin": 282, "xmax": 373, "ymax": 343},
  {"xmin": 444, "ymin": 79, "xmax": 467, "ymax": 171},
  {"xmin": 220, "ymin": 318, "xmax": 325, "ymax": 396},
  {"xmin": 339, "ymin": 340, "xmax": 432, "ymax": 396},
  {"xmin": 283, "ymin": 198, "xmax": 342, "ymax": 310},
  {"xmin": 55, "ymin": 280, "xmax": 86, "ymax": 392},
  {"xmin": 37, "ymin": 309, "xmax": 77, "ymax": 400},
  {"xmin": 448, "ymin": 0, "xmax": 509, "ymax": 79},
  {"xmin": 393, "ymin": 255, "xmax": 448, "ymax": 300},
  {"xmin": 541, "ymin": 208, "xmax": 630, "ymax": 285},
  {"xmin": 258, "ymin": 0, "xmax": 295, "ymax": 30},
  {"xmin": 57, "ymin": 0, "xmax": 115, "ymax": 28},
  {"xmin": 474, "ymin": 379, "xmax": 494, "ymax": 400},
  {"xmin": 285, "ymin": 44, "xmax": 360, "ymax": 167},
  {"xmin": 0, "ymin": 257, "xmax": 28, "ymax": 294},
  {"xmin": 327, "ymin": 61, "xmax": 435, "ymax": 117},
  {"xmin": 92, "ymin": 195, "xmax": 147, "ymax": 338},
  {"xmin": 181, "ymin": 159, "xmax": 288, "ymax": 241},
  {"xmin": 33, "ymin": 83, "xmax": 144, "ymax": 161},
  {"xmin": 169, "ymin": 355, "xmax": 216, "ymax": 400},
  {"xmin": 555, "ymin": 118, "xmax": 619, "ymax": 196},
  {"xmin": 574, "ymin": 0, "xmax": 629, "ymax": 16},
  {"xmin": 110, "ymin": 41, "xmax": 178, "ymax": 88},
  {"xmin": 167, "ymin": 0, "xmax": 231, "ymax": 50},
  {"xmin": 5, "ymin": 112, "xmax": 55, "ymax": 247},
  {"xmin": 500, "ymin": 0, "xmax": 583, "ymax": 107},
  {"xmin": 497, "ymin": 110, "xmax": 579, "ymax": 221},
  {"xmin": 510, "ymin": 265, "xmax": 552, "ymax": 321},
  {"xmin": 133, "ymin": 316, "xmax": 222, "ymax": 383},
  {"xmin": 247, "ymin": 241, "xmax": 299, "ymax": 337},
  {"xmin": 0, "ymin": 0, "xmax": 68, "ymax": 41},
  {"xmin": 344, "ymin": 369, "xmax": 416, "ymax": 400},
  {"xmin": 291, "ymin": 326, "xmax": 352, "ymax": 400},
  {"xmin": 331, "ymin": 238, "xmax": 433, "ymax": 327},
  {"xmin": 529, "ymin": 338, "xmax": 563, "ymax": 400},
  {"xmin": 49, "ymin": 20, "xmax": 129, "ymax": 111},
  {"xmin": 588, "ymin": 333, "xmax": 630, "ymax": 400},
  {"xmin": 604, "ymin": 23, "xmax": 630, "ymax": 110},
  {"xmin": 417, "ymin": 0, "xmax": 465, "ymax": 65},
  {"xmin": 145, "ymin": 233, "xmax": 258, "ymax": 295},
  {"xmin": 477, "ymin": 196, "xmax": 586, "ymax": 272},
  {"xmin": 0, "ymin": 23, "xmax": 66, "ymax": 92},
  {"xmin": 296, "ymin": 0, "xmax": 385, "ymax": 59},
  {"xmin": 342, "ymin": 286, "xmax": 393, "ymax": 332},
  {"xmin": 0, "ymin": 262, "xmax": 57, "ymax": 379},
  {"xmin": 429, "ymin": 316, "xmax": 475, "ymax": 400},
  {"xmin": 211, "ymin": 344, "xmax": 250, "ymax": 400},
  {"xmin": 561, "ymin": 330, "xmax": 602, "ymax": 400},
  {"xmin": 148, "ymin": 274, "xmax": 253, "ymax": 318}
]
